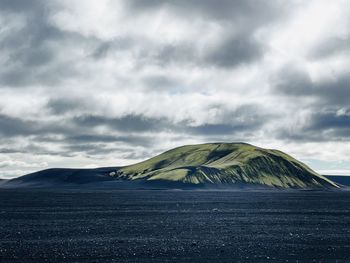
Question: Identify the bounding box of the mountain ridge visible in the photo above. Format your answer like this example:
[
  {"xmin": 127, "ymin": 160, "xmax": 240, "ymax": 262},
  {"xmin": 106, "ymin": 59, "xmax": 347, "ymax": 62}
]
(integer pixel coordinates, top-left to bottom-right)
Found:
[
  {"xmin": 111, "ymin": 142, "xmax": 337, "ymax": 189},
  {"xmin": 2, "ymin": 142, "xmax": 339, "ymax": 189}
]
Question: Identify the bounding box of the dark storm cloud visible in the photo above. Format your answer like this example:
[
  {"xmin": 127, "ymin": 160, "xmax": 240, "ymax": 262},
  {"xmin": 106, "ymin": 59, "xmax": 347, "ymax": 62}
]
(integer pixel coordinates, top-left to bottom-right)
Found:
[
  {"xmin": 272, "ymin": 67, "xmax": 350, "ymax": 142},
  {"xmin": 0, "ymin": 0, "xmax": 285, "ymax": 90},
  {"xmin": 149, "ymin": 43, "xmax": 196, "ymax": 67},
  {"xmin": 91, "ymin": 37, "xmax": 136, "ymax": 59},
  {"xmin": 62, "ymin": 144, "xmax": 115, "ymax": 156},
  {"xmin": 126, "ymin": 0, "xmax": 286, "ymax": 68},
  {"xmin": 0, "ymin": 148, "xmax": 19, "ymax": 154},
  {"xmin": 73, "ymin": 103, "xmax": 269, "ymax": 137},
  {"xmin": 1, "ymin": 2, "xmax": 50, "ymax": 79},
  {"xmin": 273, "ymin": 68, "xmax": 350, "ymax": 105},
  {"xmin": 0, "ymin": 136, "xmax": 73, "ymax": 156},
  {"xmin": 2, "ymin": 0, "xmax": 350, "ymax": 176},
  {"xmin": 178, "ymin": 104, "xmax": 270, "ymax": 136},
  {"xmin": 0, "ymin": 1, "xmax": 98, "ymax": 88},
  {"xmin": 66, "ymin": 134, "xmax": 154, "ymax": 147},
  {"xmin": 0, "ymin": 112, "xmax": 154, "ymax": 142},
  {"xmin": 0, "ymin": 114, "xmax": 44, "ymax": 136},
  {"xmin": 203, "ymin": 33, "xmax": 263, "ymax": 68},
  {"xmin": 137, "ymin": 34, "xmax": 263, "ymax": 70},
  {"xmin": 67, "ymin": 135, "xmax": 119, "ymax": 143},
  {"xmin": 273, "ymin": 67, "xmax": 312, "ymax": 96},
  {"xmin": 143, "ymin": 75, "xmax": 178, "ymax": 88},
  {"xmin": 92, "ymin": 28, "xmax": 243, "ymax": 71},
  {"xmin": 73, "ymin": 114, "xmax": 166, "ymax": 132},
  {"xmin": 0, "ymin": 64, "xmax": 79, "ymax": 88},
  {"xmin": 274, "ymin": 129, "xmax": 323, "ymax": 143},
  {"xmin": 38, "ymin": 134, "xmax": 154, "ymax": 158},
  {"xmin": 128, "ymin": 0, "xmax": 280, "ymax": 22},
  {"xmin": 0, "ymin": 113, "xmax": 91, "ymax": 141},
  {"xmin": 65, "ymin": 144, "xmax": 152, "ymax": 161},
  {"xmin": 142, "ymin": 74, "xmax": 184, "ymax": 92},
  {"xmin": 310, "ymin": 111, "xmax": 350, "ymax": 130},
  {"xmin": 0, "ymin": 113, "xmax": 90, "ymax": 138},
  {"xmin": 0, "ymin": 0, "xmax": 40, "ymax": 12},
  {"xmin": 0, "ymin": 133, "xmax": 150, "ymax": 158},
  {"xmin": 47, "ymin": 98, "xmax": 87, "ymax": 115},
  {"xmin": 0, "ymin": 104, "xmax": 264, "ymax": 158},
  {"xmin": 310, "ymin": 37, "xmax": 350, "ymax": 59},
  {"xmin": 276, "ymin": 110, "xmax": 350, "ymax": 143},
  {"xmin": 0, "ymin": 0, "xmax": 278, "ymax": 160},
  {"xmin": 187, "ymin": 119, "xmax": 264, "ymax": 136},
  {"xmin": 187, "ymin": 124, "xmax": 247, "ymax": 135},
  {"xmin": 0, "ymin": 112, "xmax": 155, "ymax": 157}
]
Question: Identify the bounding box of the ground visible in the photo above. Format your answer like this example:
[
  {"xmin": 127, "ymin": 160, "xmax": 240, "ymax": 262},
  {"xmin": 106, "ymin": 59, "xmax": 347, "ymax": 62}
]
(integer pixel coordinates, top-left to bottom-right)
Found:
[{"xmin": 1, "ymin": 189, "xmax": 350, "ymax": 262}]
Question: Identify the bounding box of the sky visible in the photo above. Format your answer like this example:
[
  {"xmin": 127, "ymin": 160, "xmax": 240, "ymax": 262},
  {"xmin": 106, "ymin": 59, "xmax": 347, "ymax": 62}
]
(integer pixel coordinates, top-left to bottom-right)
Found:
[{"xmin": 1, "ymin": 0, "xmax": 350, "ymax": 178}]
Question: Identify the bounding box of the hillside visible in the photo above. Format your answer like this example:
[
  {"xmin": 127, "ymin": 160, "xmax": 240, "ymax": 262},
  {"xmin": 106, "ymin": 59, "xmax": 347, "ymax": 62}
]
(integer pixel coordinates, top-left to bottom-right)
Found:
[
  {"xmin": 325, "ymin": 175, "xmax": 350, "ymax": 187},
  {"xmin": 111, "ymin": 143, "xmax": 338, "ymax": 189},
  {"xmin": 3, "ymin": 168, "xmax": 116, "ymax": 188},
  {"xmin": 2, "ymin": 143, "xmax": 339, "ymax": 189}
]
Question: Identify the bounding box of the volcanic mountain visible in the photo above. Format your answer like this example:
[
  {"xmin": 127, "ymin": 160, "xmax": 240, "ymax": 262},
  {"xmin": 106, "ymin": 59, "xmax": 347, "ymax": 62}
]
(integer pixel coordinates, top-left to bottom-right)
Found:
[
  {"xmin": 2, "ymin": 143, "xmax": 339, "ymax": 189},
  {"xmin": 111, "ymin": 143, "xmax": 338, "ymax": 189}
]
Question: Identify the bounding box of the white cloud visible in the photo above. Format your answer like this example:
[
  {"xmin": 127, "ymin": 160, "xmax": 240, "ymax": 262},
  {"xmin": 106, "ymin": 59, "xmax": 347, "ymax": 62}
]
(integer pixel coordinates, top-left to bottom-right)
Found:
[
  {"xmin": 0, "ymin": 159, "xmax": 47, "ymax": 168},
  {"xmin": 0, "ymin": 0, "xmax": 350, "ymax": 178}
]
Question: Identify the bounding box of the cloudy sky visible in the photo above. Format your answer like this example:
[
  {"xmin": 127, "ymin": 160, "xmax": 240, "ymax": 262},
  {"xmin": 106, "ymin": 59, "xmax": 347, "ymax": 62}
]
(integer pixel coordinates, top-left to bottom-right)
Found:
[{"xmin": 1, "ymin": 0, "xmax": 350, "ymax": 178}]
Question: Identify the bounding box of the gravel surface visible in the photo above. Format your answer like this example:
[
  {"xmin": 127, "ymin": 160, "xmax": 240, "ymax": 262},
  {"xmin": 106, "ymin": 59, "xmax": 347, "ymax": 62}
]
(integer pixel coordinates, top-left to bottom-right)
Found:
[{"xmin": 1, "ymin": 189, "xmax": 350, "ymax": 262}]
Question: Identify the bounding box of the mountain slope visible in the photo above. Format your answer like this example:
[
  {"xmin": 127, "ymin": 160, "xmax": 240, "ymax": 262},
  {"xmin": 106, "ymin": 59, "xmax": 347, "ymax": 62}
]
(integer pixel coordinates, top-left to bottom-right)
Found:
[
  {"xmin": 3, "ymin": 168, "xmax": 116, "ymax": 188},
  {"xmin": 111, "ymin": 143, "xmax": 338, "ymax": 189},
  {"xmin": 325, "ymin": 175, "xmax": 350, "ymax": 187},
  {"xmin": 2, "ymin": 143, "xmax": 339, "ymax": 189}
]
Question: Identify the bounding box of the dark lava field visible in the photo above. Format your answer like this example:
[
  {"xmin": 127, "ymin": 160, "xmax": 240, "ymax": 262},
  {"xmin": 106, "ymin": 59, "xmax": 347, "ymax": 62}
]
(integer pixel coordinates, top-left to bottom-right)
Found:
[{"xmin": 1, "ymin": 189, "xmax": 350, "ymax": 262}]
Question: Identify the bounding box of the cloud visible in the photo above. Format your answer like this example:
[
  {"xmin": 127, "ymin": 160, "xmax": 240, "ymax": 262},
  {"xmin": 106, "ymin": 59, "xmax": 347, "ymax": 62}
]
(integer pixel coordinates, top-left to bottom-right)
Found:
[
  {"xmin": 0, "ymin": 0, "xmax": 40, "ymax": 12},
  {"xmin": 0, "ymin": 113, "xmax": 74, "ymax": 137},
  {"xmin": 47, "ymin": 98, "xmax": 89, "ymax": 115},
  {"xmin": 310, "ymin": 111, "xmax": 350, "ymax": 131},
  {"xmin": 0, "ymin": 1, "xmax": 75, "ymax": 88},
  {"xmin": 0, "ymin": 114, "xmax": 43, "ymax": 136},
  {"xmin": 124, "ymin": 0, "xmax": 289, "ymax": 68},
  {"xmin": 310, "ymin": 37, "xmax": 350, "ymax": 59},
  {"xmin": 72, "ymin": 114, "xmax": 164, "ymax": 133},
  {"xmin": 66, "ymin": 134, "xmax": 154, "ymax": 147},
  {"xmin": 127, "ymin": 0, "xmax": 281, "ymax": 23},
  {"xmin": 273, "ymin": 67, "xmax": 350, "ymax": 105},
  {"xmin": 0, "ymin": 159, "xmax": 47, "ymax": 169},
  {"xmin": 203, "ymin": 33, "xmax": 264, "ymax": 68},
  {"xmin": 1, "ymin": 0, "xmax": 350, "ymax": 178}
]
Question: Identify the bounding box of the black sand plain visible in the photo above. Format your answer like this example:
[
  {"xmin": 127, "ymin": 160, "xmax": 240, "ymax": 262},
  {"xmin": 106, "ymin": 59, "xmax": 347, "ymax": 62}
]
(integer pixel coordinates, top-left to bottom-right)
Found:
[{"xmin": 1, "ymin": 189, "xmax": 350, "ymax": 262}]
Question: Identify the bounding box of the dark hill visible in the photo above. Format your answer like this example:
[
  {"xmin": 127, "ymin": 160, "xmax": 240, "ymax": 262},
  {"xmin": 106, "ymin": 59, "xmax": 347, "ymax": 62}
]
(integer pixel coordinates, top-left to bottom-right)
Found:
[
  {"xmin": 325, "ymin": 175, "xmax": 350, "ymax": 187},
  {"xmin": 3, "ymin": 168, "xmax": 116, "ymax": 188}
]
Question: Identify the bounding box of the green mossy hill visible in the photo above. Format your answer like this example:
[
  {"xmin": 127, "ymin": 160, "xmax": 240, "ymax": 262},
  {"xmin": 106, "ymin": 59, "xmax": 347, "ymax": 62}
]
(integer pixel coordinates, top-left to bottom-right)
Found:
[{"xmin": 111, "ymin": 143, "xmax": 338, "ymax": 189}]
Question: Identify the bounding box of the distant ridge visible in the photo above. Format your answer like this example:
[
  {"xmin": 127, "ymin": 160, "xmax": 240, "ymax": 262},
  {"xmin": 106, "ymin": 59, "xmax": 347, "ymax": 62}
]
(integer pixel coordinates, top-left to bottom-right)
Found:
[
  {"xmin": 2, "ymin": 143, "xmax": 339, "ymax": 189},
  {"xmin": 325, "ymin": 175, "xmax": 350, "ymax": 187}
]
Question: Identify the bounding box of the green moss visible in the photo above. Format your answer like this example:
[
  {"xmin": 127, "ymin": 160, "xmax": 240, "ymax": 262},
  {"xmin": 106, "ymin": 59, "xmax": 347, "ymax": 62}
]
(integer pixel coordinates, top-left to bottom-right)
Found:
[
  {"xmin": 111, "ymin": 143, "xmax": 339, "ymax": 189},
  {"xmin": 147, "ymin": 168, "xmax": 189, "ymax": 181}
]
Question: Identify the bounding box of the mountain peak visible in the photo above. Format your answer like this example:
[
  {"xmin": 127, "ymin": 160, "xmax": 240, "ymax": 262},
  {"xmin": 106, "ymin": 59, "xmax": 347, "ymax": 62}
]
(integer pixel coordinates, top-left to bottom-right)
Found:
[
  {"xmin": 3, "ymin": 143, "xmax": 339, "ymax": 189},
  {"xmin": 113, "ymin": 142, "xmax": 338, "ymax": 189}
]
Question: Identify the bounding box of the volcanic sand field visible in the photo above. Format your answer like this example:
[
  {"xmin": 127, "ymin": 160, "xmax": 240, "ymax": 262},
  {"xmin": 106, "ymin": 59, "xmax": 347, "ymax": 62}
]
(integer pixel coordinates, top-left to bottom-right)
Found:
[{"xmin": 1, "ymin": 190, "xmax": 350, "ymax": 262}]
